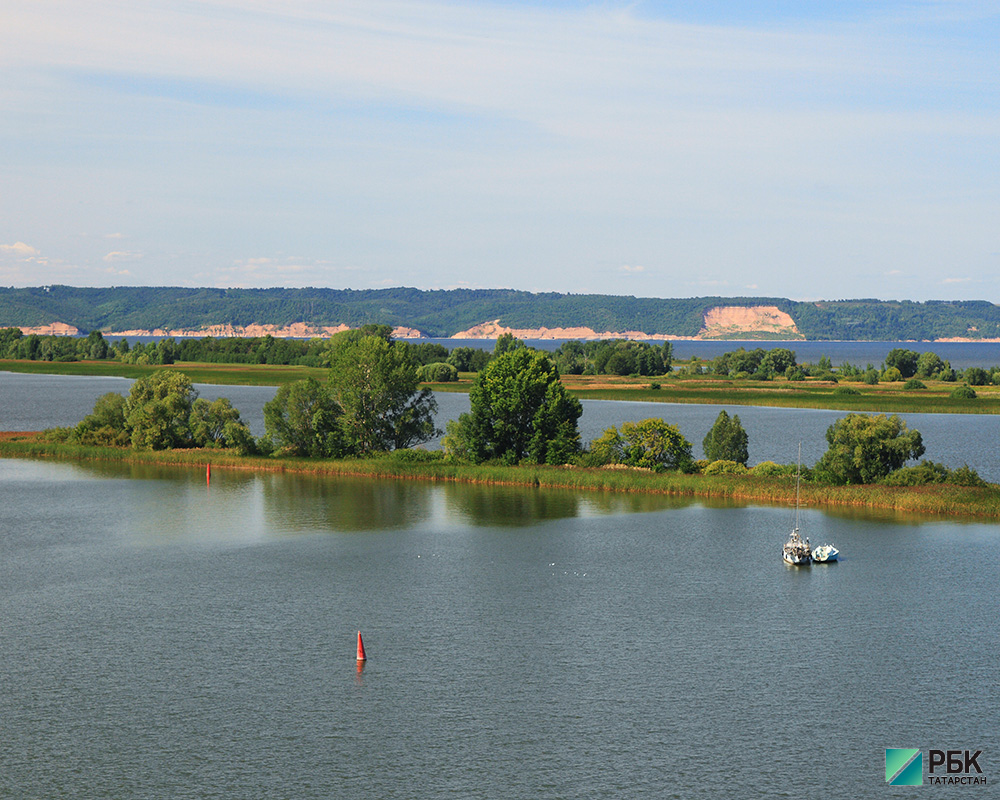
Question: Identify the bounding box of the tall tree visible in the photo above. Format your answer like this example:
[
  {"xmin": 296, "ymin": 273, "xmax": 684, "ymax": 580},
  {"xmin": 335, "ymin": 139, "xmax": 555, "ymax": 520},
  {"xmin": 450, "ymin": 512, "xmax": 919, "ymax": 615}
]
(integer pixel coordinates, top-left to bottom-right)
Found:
[
  {"xmin": 814, "ymin": 413, "xmax": 925, "ymax": 485},
  {"xmin": 123, "ymin": 370, "xmax": 197, "ymax": 450},
  {"xmin": 325, "ymin": 334, "xmax": 438, "ymax": 454},
  {"xmin": 263, "ymin": 378, "xmax": 344, "ymax": 457},
  {"xmin": 702, "ymin": 410, "xmax": 749, "ymax": 465},
  {"xmin": 447, "ymin": 348, "xmax": 581, "ymax": 465}
]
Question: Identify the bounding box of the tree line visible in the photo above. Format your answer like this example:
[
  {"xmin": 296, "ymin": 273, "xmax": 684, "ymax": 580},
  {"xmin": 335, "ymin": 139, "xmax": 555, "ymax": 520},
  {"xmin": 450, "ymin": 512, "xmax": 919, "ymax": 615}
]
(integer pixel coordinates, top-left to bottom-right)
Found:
[{"xmin": 45, "ymin": 331, "xmax": 988, "ymax": 489}]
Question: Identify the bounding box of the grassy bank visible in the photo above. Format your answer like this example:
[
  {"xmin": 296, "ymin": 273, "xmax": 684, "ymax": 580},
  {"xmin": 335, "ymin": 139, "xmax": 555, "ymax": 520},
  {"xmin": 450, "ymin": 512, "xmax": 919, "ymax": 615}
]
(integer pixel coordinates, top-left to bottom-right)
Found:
[
  {"xmin": 3, "ymin": 433, "xmax": 999, "ymax": 520},
  {"xmin": 5, "ymin": 358, "xmax": 999, "ymax": 414}
]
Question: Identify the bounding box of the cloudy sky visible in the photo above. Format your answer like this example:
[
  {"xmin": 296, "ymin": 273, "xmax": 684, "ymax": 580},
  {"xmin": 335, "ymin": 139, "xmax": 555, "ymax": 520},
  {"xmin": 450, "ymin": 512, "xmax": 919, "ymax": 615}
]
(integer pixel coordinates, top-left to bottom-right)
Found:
[{"xmin": 1, "ymin": 1, "xmax": 997, "ymax": 300}]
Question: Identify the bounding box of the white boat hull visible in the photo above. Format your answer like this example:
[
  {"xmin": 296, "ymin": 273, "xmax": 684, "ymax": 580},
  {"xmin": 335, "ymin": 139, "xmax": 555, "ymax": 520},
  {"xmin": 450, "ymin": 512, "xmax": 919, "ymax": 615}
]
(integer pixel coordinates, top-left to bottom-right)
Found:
[{"xmin": 812, "ymin": 545, "xmax": 839, "ymax": 563}]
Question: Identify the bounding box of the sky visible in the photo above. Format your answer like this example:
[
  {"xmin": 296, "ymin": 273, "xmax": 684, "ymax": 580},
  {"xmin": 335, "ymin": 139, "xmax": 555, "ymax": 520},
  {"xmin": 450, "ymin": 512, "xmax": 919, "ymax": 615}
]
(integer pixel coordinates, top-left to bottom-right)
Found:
[{"xmin": 1, "ymin": 0, "xmax": 997, "ymax": 301}]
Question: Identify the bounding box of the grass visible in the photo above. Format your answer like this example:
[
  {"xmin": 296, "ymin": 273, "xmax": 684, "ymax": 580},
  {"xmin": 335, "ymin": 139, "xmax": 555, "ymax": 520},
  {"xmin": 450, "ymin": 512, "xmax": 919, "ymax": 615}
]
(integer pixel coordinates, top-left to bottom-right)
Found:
[{"xmin": 3, "ymin": 433, "xmax": 1000, "ymax": 521}]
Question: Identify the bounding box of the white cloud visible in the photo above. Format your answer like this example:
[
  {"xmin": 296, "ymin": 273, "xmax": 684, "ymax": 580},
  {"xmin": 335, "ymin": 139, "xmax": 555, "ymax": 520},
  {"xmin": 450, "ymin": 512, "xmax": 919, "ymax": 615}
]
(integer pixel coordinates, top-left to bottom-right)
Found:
[
  {"xmin": 103, "ymin": 250, "xmax": 142, "ymax": 262},
  {"xmin": 0, "ymin": 241, "xmax": 39, "ymax": 257},
  {"xmin": 620, "ymin": 265, "xmax": 645, "ymax": 274}
]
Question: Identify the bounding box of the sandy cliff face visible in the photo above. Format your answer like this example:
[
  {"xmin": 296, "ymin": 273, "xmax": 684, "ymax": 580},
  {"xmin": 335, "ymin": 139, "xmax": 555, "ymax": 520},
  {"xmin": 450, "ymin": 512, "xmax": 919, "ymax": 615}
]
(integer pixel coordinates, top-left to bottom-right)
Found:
[
  {"xmin": 7, "ymin": 322, "xmax": 81, "ymax": 336},
  {"xmin": 101, "ymin": 324, "xmax": 424, "ymax": 339},
  {"xmin": 699, "ymin": 306, "xmax": 802, "ymax": 339},
  {"xmin": 451, "ymin": 306, "xmax": 802, "ymax": 340},
  {"xmin": 451, "ymin": 320, "xmax": 689, "ymax": 341},
  {"xmin": 7, "ymin": 306, "xmax": 800, "ymax": 341}
]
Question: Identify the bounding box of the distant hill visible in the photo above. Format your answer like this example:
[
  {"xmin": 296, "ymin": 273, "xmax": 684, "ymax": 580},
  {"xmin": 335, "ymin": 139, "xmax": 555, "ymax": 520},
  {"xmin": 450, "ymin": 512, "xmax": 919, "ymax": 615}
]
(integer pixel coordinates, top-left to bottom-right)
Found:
[{"xmin": 2, "ymin": 286, "xmax": 1000, "ymax": 341}]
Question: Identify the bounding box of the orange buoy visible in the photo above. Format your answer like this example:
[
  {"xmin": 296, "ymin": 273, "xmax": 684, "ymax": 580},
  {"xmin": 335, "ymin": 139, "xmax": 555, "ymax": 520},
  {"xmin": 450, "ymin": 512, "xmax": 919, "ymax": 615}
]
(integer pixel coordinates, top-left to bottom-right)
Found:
[
  {"xmin": 356, "ymin": 631, "xmax": 367, "ymax": 662},
  {"xmin": 206, "ymin": 463, "xmax": 211, "ymax": 484}
]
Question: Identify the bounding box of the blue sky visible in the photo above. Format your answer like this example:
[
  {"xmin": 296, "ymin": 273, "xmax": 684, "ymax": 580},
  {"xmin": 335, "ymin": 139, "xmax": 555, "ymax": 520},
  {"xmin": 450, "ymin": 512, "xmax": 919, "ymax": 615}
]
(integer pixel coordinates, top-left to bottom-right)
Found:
[{"xmin": 1, "ymin": 1, "xmax": 997, "ymax": 301}]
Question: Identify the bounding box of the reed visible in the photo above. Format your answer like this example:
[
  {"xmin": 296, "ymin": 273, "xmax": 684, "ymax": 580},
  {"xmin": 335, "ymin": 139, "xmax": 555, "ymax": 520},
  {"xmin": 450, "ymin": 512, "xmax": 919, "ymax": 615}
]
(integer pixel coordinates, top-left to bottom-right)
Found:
[{"xmin": 3, "ymin": 435, "xmax": 1000, "ymax": 520}]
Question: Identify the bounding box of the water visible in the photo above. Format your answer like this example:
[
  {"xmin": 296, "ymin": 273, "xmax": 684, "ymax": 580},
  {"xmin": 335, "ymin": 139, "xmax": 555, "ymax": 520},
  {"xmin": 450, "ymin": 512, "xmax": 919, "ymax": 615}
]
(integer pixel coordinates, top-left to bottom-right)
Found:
[
  {"xmin": 4, "ymin": 371, "xmax": 1000, "ymax": 481},
  {"xmin": 1, "ymin": 458, "xmax": 997, "ymax": 798}
]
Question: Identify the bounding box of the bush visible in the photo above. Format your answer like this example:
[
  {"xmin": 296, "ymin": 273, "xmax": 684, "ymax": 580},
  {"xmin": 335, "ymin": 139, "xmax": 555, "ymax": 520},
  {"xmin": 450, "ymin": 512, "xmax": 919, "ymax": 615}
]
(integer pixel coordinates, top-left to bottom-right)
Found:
[
  {"xmin": 950, "ymin": 384, "xmax": 977, "ymax": 399},
  {"xmin": 949, "ymin": 464, "xmax": 988, "ymax": 487},
  {"xmin": 902, "ymin": 379, "xmax": 926, "ymax": 390},
  {"xmin": 881, "ymin": 366, "xmax": 903, "ymax": 382},
  {"xmin": 749, "ymin": 461, "xmax": 797, "ymax": 477},
  {"xmin": 833, "ymin": 387, "xmax": 860, "ymax": 396},
  {"xmin": 882, "ymin": 460, "xmax": 988, "ymax": 488},
  {"xmin": 882, "ymin": 461, "xmax": 950, "ymax": 486},
  {"xmin": 702, "ymin": 459, "xmax": 749, "ymax": 475},
  {"xmin": 649, "ymin": 382, "xmax": 661, "ymax": 390},
  {"xmin": 417, "ymin": 362, "xmax": 458, "ymax": 382}
]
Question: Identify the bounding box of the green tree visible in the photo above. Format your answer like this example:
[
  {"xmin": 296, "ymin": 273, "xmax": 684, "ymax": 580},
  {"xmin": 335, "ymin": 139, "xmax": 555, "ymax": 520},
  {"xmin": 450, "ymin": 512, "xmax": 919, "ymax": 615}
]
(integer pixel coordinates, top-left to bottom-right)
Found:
[
  {"xmin": 123, "ymin": 370, "xmax": 198, "ymax": 450},
  {"xmin": 493, "ymin": 332, "xmax": 526, "ymax": 358},
  {"xmin": 263, "ymin": 378, "xmax": 344, "ymax": 457},
  {"xmin": 190, "ymin": 397, "xmax": 256, "ymax": 453},
  {"xmin": 447, "ymin": 346, "xmax": 490, "ymax": 373},
  {"xmin": 85, "ymin": 330, "xmax": 109, "ymax": 360},
  {"xmin": 884, "ymin": 348, "xmax": 919, "ymax": 379},
  {"xmin": 814, "ymin": 413, "xmax": 925, "ymax": 485},
  {"xmin": 915, "ymin": 351, "xmax": 945, "ymax": 378},
  {"xmin": 590, "ymin": 418, "xmax": 693, "ymax": 471},
  {"xmin": 72, "ymin": 391, "xmax": 130, "ymax": 446},
  {"xmin": 447, "ymin": 348, "xmax": 581, "ymax": 464},
  {"xmin": 702, "ymin": 410, "xmax": 749, "ymax": 465},
  {"xmin": 325, "ymin": 334, "xmax": 439, "ymax": 454}
]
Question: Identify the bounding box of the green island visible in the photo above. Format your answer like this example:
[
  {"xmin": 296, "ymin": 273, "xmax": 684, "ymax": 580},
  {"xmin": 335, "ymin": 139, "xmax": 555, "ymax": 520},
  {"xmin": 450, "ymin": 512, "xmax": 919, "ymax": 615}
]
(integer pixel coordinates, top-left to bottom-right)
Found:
[{"xmin": 3, "ymin": 330, "xmax": 1000, "ymax": 520}]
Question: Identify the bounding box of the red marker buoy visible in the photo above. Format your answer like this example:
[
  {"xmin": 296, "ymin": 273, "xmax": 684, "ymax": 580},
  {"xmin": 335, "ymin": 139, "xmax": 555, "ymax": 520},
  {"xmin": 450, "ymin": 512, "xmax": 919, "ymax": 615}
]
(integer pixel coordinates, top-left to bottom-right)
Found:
[
  {"xmin": 206, "ymin": 463, "xmax": 211, "ymax": 484},
  {"xmin": 356, "ymin": 631, "xmax": 367, "ymax": 662}
]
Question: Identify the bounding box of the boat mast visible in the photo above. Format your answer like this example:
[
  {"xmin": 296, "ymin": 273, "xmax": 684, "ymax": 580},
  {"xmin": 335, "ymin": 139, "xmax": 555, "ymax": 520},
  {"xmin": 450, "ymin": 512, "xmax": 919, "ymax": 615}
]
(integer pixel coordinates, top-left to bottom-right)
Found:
[{"xmin": 794, "ymin": 442, "xmax": 801, "ymax": 533}]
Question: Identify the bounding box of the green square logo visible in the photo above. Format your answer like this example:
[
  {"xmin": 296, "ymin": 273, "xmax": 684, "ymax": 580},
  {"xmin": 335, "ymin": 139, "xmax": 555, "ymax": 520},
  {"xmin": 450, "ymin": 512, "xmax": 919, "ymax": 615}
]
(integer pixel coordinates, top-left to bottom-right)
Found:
[{"xmin": 886, "ymin": 748, "xmax": 923, "ymax": 785}]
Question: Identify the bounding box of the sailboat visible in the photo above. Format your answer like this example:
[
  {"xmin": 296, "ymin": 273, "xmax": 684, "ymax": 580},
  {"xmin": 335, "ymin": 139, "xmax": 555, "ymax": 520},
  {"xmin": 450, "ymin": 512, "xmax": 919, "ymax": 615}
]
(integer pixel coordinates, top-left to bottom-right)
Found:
[{"xmin": 782, "ymin": 444, "xmax": 812, "ymax": 565}]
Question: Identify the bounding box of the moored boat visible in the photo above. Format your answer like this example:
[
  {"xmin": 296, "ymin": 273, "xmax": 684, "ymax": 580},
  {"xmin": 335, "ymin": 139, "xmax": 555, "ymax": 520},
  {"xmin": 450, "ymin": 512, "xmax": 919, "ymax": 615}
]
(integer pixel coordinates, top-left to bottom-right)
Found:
[
  {"xmin": 782, "ymin": 444, "xmax": 811, "ymax": 565},
  {"xmin": 782, "ymin": 528, "xmax": 812, "ymax": 565},
  {"xmin": 811, "ymin": 543, "xmax": 839, "ymax": 563}
]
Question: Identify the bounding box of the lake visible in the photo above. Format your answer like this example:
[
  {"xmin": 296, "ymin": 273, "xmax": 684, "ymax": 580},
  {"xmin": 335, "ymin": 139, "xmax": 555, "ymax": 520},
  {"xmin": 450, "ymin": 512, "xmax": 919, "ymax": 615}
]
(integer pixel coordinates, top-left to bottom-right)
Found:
[{"xmin": 1, "ymin": 372, "xmax": 998, "ymax": 797}]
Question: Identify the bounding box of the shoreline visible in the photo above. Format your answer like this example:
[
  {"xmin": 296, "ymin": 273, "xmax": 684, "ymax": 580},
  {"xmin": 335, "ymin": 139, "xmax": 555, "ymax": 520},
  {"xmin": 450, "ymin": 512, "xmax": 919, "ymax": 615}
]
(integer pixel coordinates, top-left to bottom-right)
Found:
[{"xmin": 3, "ymin": 434, "xmax": 999, "ymax": 521}]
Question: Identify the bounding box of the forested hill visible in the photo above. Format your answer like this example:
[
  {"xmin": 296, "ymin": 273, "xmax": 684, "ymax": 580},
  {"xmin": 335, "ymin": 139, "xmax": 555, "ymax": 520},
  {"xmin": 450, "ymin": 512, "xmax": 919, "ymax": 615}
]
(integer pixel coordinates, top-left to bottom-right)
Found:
[{"xmin": 2, "ymin": 286, "xmax": 1000, "ymax": 341}]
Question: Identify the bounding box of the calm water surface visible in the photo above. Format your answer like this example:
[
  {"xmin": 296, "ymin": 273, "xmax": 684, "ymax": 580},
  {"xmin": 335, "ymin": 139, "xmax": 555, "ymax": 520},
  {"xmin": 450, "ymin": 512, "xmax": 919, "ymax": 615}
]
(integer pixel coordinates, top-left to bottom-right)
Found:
[{"xmin": 2, "ymin": 459, "xmax": 998, "ymax": 798}]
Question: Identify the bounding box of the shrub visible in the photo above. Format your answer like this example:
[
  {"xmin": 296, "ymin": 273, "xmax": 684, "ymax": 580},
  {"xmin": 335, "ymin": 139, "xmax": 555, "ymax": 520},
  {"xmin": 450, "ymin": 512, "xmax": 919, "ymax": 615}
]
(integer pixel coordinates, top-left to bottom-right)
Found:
[
  {"xmin": 749, "ymin": 461, "xmax": 796, "ymax": 477},
  {"xmin": 882, "ymin": 461, "xmax": 950, "ymax": 486},
  {"xmin": 649, "ymin": 382, "xmax": 661, "ymax": 390},
  {"xmin": 702, "ymin": 459, "xmax": 748, "ymax": 475},
  {"xmin": 881, "ymin": 366, "xmax": 903, "ymax": 382},
  {"xmin": 833, "ymin": 387, "xmax": 860, "ymax": 396},
  {"xmin": 417, "ymin": 362, "xmax": 458, "ymax": 382},
  {"xmin": 950, "ymin": 465, "xmax": 988, "ymax": 487},
  {"xmin": 902, "ymin": 378, "xmax": 926, "ymax": 390},
  {"xmin": 950, "ymin": 384, "xmax": 977, "ymax": 399}
]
